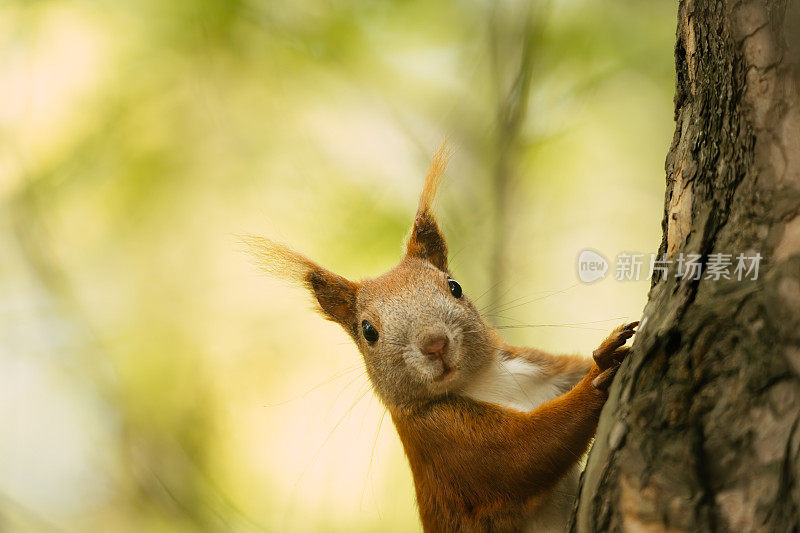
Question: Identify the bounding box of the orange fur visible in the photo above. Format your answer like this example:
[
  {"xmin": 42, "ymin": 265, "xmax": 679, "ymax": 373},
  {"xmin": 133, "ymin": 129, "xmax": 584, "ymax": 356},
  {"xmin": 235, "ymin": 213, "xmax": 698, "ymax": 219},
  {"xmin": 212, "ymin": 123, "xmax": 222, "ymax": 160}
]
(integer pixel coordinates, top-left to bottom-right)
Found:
[{"xmin": 393, "ymin": 369, "xmax": 606, "ymax": 532}]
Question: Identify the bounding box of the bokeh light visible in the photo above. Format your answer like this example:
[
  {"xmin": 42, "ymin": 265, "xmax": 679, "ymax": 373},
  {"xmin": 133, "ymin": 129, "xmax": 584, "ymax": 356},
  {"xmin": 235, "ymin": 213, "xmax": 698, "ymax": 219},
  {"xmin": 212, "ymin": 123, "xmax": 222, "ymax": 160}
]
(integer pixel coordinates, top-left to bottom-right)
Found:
[{"xmin": 1, "ymin": 1, "xmax": 674, "ymax": 530}]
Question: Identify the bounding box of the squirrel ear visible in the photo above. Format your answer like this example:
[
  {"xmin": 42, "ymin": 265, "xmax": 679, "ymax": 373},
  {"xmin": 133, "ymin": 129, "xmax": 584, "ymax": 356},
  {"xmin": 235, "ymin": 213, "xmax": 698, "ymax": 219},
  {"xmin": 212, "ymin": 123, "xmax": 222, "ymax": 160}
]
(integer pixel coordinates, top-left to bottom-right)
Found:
[
  {"xmin": 243, "ymin": 236, "xmax": 359, "ymax": 330},
  {"xmin": 306, "ymin": 268, "xmax": 359, "ymax": 327},
  {"xmin": 405, "ymin": 141, "xmax": 450, "ymax": 271}
]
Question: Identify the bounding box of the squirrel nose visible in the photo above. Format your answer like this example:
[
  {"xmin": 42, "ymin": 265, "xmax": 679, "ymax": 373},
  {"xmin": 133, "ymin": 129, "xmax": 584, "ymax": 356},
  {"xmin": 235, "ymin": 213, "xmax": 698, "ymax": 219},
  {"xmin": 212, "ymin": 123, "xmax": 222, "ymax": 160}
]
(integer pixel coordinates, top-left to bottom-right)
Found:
[{"xmin": 421, "ymin": 334, "xmax": 449, "ymax": 360}]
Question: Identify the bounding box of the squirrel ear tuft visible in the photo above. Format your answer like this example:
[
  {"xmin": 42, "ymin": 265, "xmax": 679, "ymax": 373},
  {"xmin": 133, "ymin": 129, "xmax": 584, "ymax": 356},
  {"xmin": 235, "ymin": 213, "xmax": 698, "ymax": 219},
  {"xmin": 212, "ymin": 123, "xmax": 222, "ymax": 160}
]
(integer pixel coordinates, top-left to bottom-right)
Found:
[
  {"xmin": 405, "ymin": 141, "xmax": 450, "ymax": 271},
  {"xmin": 243, "ymin": 235, "xmax": 359, "ymax": 329}
]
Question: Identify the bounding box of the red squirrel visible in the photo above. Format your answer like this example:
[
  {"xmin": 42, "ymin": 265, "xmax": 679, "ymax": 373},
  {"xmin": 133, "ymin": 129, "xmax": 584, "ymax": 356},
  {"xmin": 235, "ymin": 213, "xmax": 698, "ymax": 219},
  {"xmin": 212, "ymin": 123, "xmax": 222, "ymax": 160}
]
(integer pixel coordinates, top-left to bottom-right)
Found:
[{"xmin": 247, "ymin": 143, "xmax": 636, "ymax": 532}]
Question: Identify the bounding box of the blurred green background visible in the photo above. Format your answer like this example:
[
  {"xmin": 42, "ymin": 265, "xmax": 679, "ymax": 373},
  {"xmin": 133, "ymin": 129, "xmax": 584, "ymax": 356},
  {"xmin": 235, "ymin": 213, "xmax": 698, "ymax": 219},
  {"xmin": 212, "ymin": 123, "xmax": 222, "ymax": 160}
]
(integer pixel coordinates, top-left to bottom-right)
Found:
[{"xmin": 0, "ymin": 0, "xmax": 674, "ymax": 531}]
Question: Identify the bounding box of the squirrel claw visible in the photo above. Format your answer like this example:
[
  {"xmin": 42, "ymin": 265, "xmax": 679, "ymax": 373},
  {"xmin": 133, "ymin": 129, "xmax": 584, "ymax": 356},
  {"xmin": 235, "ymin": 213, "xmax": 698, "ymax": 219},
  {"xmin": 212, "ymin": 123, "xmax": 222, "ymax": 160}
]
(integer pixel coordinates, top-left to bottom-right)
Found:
[
  {"xmin": 592, "ymin": 364, "xmax": 620, "ymax": 391},
  {"xmin": 593, "ymin": 322, "xmax": 638, "ymax": 370},
  {"xmin": 611, "ymin": 345, "xmax": 631, "ymax": 364}
]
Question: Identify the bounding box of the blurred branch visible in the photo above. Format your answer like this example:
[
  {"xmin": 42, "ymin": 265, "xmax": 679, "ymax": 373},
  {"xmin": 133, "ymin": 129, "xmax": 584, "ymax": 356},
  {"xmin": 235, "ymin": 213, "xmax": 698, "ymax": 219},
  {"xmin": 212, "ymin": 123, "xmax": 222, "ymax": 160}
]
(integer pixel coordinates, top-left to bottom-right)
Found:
[{"xmin": 486, "ymin": 1, "xmax": 547, "ymax": 316}]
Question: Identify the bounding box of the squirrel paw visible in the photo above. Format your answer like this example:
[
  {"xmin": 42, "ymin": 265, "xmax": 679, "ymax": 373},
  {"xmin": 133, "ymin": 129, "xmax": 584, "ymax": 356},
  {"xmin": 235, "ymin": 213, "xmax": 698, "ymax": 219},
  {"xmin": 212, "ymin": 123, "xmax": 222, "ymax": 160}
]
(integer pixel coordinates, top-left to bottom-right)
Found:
[{"xmin": 592, "ymin": 322, "xmax": 638, "ymax": 371}]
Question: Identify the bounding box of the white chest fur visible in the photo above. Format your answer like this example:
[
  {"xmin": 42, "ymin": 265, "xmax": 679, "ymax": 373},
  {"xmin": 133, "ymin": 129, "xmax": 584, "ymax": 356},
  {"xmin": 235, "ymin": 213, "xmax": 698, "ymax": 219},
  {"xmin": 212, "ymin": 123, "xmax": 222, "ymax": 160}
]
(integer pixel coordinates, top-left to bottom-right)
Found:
[{"xmin": 459, "ymin": 352, "xmax": 564, "ymax": 412}]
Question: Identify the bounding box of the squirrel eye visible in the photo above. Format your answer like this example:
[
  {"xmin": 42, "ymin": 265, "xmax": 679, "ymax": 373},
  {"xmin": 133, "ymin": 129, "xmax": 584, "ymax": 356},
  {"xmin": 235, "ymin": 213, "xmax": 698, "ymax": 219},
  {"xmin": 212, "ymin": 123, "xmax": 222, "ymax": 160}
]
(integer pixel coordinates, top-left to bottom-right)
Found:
[
  {"xmin": 361, "ymin": 320, "xmax": 379, "ymax": 344},
  {"xmin": 448, "ymin": 279, "xmax": 462, "ymax": 298}
]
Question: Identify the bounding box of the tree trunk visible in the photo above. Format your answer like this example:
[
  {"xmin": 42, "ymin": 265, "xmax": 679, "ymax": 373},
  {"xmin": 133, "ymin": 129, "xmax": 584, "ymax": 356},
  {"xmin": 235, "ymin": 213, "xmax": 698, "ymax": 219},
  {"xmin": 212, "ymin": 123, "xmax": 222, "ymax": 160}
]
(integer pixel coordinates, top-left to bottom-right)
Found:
[{"xmin": 571, "ymin": 1, "xmax": 800, "ymax": 531}]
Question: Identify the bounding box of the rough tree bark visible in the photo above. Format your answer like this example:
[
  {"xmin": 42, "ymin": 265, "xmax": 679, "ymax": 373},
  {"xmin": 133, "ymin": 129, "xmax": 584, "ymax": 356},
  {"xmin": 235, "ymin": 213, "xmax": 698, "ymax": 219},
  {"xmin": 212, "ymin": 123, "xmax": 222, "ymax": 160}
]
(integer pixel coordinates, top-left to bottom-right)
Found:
[{"xmin": 571, "ymin": 1, "xmax": 800, "ymax": 531}]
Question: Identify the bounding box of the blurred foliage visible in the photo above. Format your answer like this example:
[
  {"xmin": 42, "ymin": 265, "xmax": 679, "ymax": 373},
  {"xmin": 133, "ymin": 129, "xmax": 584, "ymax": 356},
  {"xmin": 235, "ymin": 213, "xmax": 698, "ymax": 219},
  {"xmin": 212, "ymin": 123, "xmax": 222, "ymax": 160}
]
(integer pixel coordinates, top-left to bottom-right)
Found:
[{"xmin": 0, "ymin": 0, "xmax": 674, "ymax": 531}]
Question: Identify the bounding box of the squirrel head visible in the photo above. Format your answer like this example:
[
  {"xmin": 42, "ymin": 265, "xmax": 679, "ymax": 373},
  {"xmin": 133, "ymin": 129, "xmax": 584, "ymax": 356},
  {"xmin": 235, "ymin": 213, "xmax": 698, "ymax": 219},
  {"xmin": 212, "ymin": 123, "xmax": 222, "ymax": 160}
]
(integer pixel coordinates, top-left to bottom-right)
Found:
[{"xmin": 247, "ymin": 143, "xmax": 499, "ymax": 408}]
